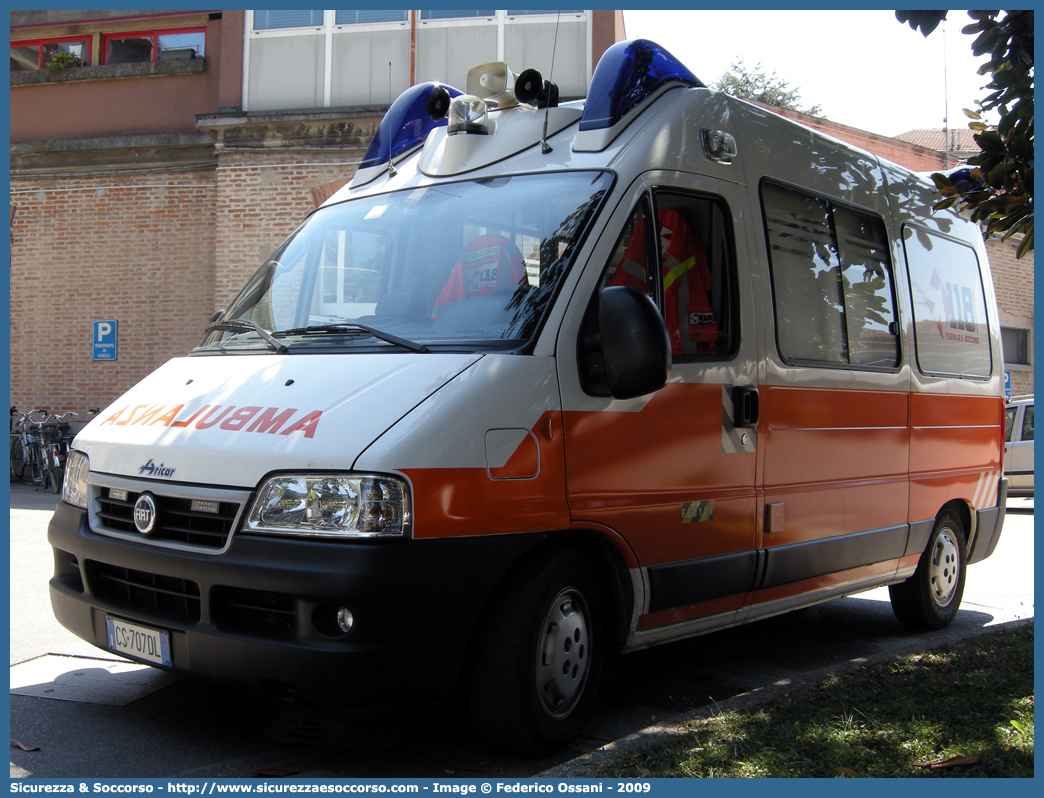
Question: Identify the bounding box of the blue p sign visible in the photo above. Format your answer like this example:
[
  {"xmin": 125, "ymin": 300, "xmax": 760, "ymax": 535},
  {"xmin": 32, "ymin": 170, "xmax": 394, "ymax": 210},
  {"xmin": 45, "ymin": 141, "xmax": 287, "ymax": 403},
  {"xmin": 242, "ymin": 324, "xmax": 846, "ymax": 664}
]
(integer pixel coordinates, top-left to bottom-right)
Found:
[{"xmin": 93, "ymin": 320, "xmax": 118, "ymax": 361}]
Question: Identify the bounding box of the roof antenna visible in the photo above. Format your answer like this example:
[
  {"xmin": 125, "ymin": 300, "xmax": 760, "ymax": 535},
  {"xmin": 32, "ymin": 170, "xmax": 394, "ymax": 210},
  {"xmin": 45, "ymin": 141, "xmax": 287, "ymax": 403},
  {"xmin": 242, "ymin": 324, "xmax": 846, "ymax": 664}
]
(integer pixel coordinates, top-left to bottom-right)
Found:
[
  {"xmin": 540, "ymin": 11, "xmax": 562, "ymax": 154},
  {"xmin": 942, "ymin": 19, "xmax": 952, "ymax": 168}
]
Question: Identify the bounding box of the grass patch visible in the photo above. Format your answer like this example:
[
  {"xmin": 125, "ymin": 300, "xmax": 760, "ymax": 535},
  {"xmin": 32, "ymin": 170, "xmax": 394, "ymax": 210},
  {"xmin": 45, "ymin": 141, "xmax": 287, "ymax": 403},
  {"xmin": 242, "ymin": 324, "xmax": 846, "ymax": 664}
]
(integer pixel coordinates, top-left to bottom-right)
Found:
[{"xmin": 599, "ymin": 623, "xmax": 1033, "ymax": 778}]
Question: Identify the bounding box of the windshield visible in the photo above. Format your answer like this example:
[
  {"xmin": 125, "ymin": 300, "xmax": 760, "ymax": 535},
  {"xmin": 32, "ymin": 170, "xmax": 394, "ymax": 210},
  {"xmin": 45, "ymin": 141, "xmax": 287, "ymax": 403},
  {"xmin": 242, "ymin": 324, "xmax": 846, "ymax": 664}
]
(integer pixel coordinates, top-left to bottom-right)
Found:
[{"xmin": 199, "ymin": 171, "xmax": 613, "ymax": 352}]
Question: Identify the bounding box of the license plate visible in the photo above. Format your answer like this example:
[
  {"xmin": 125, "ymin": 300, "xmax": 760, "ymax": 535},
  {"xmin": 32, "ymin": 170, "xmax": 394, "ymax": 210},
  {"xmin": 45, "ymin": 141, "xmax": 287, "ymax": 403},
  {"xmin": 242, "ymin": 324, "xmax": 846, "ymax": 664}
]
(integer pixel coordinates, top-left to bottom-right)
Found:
[{"xmin": 105, "ymin": 616, "xmax": 172, "ymax": 667}]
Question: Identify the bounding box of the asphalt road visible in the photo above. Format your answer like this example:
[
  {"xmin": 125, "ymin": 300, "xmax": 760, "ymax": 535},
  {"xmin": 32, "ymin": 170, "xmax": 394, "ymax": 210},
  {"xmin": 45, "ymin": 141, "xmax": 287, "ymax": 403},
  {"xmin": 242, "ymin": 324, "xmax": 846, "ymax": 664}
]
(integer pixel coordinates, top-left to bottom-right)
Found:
[{"xmin": 8, "ymin": 484, "xmax": 1034, "ymax": 778}]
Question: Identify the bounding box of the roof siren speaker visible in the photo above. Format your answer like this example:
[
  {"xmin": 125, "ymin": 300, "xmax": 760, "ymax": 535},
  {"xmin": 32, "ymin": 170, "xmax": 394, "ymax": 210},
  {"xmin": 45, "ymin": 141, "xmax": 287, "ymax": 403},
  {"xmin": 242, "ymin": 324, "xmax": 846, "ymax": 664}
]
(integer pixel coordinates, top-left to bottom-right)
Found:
[
  {"xmin": 426, "ymin": 86, "xmax": 453, "ymax": 120},
  {"xmin": 515, "ymin": 68, "xmax": 559, "ymax": 109},
  {"xmin": 466, "ymin": 62, "xmax": 519, "ymax": 108}
]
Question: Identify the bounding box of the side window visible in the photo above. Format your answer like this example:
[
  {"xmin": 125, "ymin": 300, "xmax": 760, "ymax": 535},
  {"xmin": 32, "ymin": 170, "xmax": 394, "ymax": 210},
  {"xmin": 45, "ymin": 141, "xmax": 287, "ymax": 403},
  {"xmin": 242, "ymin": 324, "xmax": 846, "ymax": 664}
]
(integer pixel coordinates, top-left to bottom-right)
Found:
[
  {"xmin": 1006, "ymin": 407, "xmax": 1017, "ymax": 442},
  {"xmin": 762, "ymin": 182, "xmax": 900, "ymax": 369},
  {"xmin": 1022, "ymin": 405, "xmax": 1034, "ymax": 442},
  {"xmin": 903, "ymin": 225, "xmax": 991, "ymax": 378},
  {"xmin": 600, "ymin": 192, "xmax": 738, "ymax": 360},
  {"xmin": 653, "ymin": 192, "xmax": 738, "ymax": 360}
]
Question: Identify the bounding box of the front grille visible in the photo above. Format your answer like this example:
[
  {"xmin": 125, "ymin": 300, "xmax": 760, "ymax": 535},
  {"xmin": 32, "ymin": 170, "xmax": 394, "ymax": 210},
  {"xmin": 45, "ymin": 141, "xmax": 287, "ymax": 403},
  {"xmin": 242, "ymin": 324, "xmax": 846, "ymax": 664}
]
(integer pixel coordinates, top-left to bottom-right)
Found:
[
  {"xmin": 213, "ymin": 587, "xmax": 296, "ymax": 635},
  {"xmin": 87, "ymin": 562, "xmax": 201, "ymax": 623},
  {"xmin": 96, "ymin": 487, "xmax": 239, "ymax": 549}
]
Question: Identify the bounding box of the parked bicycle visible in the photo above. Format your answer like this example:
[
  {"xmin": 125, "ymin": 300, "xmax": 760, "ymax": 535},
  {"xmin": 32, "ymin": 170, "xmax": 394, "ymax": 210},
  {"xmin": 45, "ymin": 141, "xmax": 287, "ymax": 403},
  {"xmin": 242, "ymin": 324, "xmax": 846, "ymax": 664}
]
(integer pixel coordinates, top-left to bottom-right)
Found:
[
  {"xmin": 10, "ymin": 407, "xmax": 48, "ymax": 488},
  {"xmin": 39, "ymin": 411, "xmax": 78, "ymax": 493},
  {"xmin": 10, "ymin": 408, "xmax": 80, "ymax": 492}
]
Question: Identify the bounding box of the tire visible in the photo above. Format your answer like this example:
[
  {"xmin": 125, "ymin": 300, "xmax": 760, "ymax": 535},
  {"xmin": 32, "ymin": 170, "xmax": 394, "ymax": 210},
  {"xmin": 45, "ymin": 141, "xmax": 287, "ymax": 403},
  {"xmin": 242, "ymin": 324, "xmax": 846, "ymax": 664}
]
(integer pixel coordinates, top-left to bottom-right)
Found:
[
  {"xmin": 467, "ymin": 547, "xmax": 605, "ymax": 756},
  {"xmin": 889, "ymin": 509, "xmax": 967, "ymax": 630},
  {"xmin": 10, "ymin": 437, "xmax": 25, "ymax": 482},
  {"xmin": 46, "ymin": 462, "xmax": 63, "ymax": 494},
  {"xmin": 25, "ymin": 446, "xmax": 46, "ymax": 489}
]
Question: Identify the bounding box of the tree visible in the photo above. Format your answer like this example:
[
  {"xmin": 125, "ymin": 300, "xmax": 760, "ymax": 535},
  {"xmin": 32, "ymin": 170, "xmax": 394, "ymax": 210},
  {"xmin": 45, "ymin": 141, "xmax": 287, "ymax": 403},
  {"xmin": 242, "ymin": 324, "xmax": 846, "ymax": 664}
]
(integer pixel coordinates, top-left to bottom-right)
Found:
[
  {"xmin": 713, "ymin": 58, "xmax": 823, "ymax": 117},
  {"xmin": 897, "ymin": 10, "xmax": 1034, "ymax": 258}
]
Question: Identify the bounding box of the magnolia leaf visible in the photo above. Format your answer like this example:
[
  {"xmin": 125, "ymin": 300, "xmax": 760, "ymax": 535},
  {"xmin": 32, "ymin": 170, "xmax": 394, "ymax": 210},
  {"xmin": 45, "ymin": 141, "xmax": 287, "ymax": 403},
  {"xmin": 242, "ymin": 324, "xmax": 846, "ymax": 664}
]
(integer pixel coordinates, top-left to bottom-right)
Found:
[
  {"xmin": 1016, "ymin": 229, "xmax": 1033, "ymax": 259},
  {"xmin": 930, "ymin": 173, "xmax": 953, "ymax": 190}
]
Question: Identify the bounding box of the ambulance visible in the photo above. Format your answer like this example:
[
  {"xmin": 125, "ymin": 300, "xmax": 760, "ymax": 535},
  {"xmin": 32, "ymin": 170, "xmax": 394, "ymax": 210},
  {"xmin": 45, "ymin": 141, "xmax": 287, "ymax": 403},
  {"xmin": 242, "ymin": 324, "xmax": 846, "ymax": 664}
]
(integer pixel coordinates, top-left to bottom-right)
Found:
[{"xmin": 49, "ymin": 40, "xmax": 1007, "ymax": 755}]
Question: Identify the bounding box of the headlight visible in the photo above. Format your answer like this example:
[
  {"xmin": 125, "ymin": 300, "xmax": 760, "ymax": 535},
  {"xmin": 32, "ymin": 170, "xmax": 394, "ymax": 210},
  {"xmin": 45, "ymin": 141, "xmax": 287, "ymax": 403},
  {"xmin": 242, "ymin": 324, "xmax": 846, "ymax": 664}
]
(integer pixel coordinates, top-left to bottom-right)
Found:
[
  {"xmin": 245, "ymin": 474, "xmax": 410, "ymax": 538},
  {"xmin": 62, "ymin": 450, "xmax": 90, "ymax": 509}
]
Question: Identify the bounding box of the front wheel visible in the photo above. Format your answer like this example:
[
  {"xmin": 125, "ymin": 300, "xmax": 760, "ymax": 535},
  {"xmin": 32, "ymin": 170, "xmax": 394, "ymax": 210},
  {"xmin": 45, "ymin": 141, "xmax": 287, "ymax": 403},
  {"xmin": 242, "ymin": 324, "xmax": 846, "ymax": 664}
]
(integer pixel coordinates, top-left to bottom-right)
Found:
[
  {"xmin": 467, "ymin": 547, "xmax": 605, "ymax": 756},
  {"xmin": 889, "ymin": 509, "xmax": 967, "ymax": 630}
]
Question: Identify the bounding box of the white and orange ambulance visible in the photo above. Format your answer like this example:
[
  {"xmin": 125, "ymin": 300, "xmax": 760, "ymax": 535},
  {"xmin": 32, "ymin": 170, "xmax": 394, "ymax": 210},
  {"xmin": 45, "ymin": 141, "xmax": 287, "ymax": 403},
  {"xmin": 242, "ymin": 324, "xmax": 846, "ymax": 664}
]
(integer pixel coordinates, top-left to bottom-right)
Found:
[{"xmin": 50, "ymin": 40, "xmax": 1007, "ymax": 755}]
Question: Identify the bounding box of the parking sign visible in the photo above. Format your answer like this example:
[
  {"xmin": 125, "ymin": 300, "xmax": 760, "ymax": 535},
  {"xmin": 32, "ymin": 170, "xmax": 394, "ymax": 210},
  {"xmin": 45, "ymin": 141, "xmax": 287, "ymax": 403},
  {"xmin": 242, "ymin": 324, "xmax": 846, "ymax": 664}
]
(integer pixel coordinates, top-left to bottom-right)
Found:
[{"xmin": 93, "ymin": 320, "xmax": 118, "ymax": 361}]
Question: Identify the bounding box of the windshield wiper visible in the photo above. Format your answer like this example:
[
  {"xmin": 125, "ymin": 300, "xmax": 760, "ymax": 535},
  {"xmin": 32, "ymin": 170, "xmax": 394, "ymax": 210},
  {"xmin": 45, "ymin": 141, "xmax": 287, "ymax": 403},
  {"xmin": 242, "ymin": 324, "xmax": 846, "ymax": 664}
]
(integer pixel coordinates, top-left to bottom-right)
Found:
[
  {"xmin": 275, "ymin": 323, "xmax": 430, "ymax": 354},
  {"xmin": 205, "ymin": 319, "xmax": 289, "ymax": 354}
]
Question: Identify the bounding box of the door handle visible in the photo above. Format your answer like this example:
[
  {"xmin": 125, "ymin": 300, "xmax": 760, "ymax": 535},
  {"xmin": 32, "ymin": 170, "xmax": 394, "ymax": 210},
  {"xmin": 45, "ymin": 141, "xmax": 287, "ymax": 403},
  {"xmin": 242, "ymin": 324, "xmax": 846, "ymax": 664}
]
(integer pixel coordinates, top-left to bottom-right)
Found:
[{"xmin": 732, "ymin": 386, "xmax": 759, "ymax": 428}]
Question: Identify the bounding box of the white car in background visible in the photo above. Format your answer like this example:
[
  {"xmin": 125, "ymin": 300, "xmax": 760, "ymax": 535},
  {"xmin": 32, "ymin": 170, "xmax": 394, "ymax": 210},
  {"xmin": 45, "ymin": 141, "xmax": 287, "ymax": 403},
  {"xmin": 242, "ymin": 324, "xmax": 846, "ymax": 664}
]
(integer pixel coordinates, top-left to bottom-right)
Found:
[{"xmin": 1005, "ymin": 395, "xmax": 1034, "ymax": 496}]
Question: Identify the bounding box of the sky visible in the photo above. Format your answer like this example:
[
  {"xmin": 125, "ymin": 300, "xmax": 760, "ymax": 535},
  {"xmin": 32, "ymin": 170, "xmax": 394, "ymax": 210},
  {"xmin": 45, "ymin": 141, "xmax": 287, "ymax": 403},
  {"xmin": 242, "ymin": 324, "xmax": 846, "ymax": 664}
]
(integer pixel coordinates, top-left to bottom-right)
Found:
[{"xmin": 623, "ymin": 9, "xmax": 995, "ymax": 138}]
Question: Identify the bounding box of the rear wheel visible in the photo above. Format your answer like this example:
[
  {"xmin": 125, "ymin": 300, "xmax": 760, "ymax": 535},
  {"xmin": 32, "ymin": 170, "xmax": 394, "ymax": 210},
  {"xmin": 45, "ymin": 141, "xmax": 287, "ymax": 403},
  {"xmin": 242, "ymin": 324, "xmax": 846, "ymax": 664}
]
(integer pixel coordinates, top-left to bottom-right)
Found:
[
  {"xmin": 25, "ymin": 444, "xmax": 46, "ymax": 489},
  {"xmin": 467, "ymin": 547, "xmax": 605, "ymax": 756},
  {"xmin": 10, "ymin": 436, "xmax": 25, "ymax": 482},
  {"xmin": 889, "ymin": 509, "xmax": 967, "ymax": 630}
]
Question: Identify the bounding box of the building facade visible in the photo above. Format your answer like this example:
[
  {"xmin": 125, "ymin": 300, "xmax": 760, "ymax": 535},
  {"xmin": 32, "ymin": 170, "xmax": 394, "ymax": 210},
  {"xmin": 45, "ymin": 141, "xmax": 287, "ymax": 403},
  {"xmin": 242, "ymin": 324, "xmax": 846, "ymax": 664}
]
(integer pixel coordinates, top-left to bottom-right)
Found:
[{"xmin": 9, "ymin": 9, "xmax": 1030, "ymax": 415}]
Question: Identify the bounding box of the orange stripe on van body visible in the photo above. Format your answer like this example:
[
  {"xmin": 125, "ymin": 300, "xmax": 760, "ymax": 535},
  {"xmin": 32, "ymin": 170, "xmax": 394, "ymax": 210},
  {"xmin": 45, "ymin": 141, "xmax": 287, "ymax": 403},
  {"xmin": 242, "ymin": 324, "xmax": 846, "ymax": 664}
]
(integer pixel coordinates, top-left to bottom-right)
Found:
[
  {"xmin": 404, "ymin": 411, "xmax": 569, "ymax": 539},
  {"xmin": 406, "ymin": 465, "xmax": 570, "ymax": 539},
  {"xmin": 562, "ymin": 382, "xmax": 757, "ymax": 569},
  {"xmin": 403, "ymin": 384, "xmax": 1000, "ymax": 638},
  {"xmin": 909, "ymin": 392, "xmax": 1004, "ymax": 518},
  {"xmin": 760, "ymin": 386, "xmax": 910, "ymax": 560}
]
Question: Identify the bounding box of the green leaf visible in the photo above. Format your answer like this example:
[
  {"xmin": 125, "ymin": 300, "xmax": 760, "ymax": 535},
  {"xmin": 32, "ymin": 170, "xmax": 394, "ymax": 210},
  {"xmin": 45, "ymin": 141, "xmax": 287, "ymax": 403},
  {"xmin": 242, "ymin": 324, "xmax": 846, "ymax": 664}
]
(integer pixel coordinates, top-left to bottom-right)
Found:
[
  {"xmin": 930, "ymin": 173, "xmax": 953, "ymax": 190},
  {"xmin": 975, "ymin": 131, "xmax": 1006, "ymax": 152},
  {"xmin": 1016, "ymin": 228, "xmax": 1033, "ymax": 259}
]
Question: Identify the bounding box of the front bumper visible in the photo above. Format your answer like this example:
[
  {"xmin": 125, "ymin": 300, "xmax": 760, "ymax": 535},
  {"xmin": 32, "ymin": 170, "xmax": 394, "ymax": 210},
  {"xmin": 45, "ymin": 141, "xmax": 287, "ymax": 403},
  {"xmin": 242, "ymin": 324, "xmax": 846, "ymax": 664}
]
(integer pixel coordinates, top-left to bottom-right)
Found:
[{"xmin": 48, "ymin": 501, "xmax": 544, "ymax": 706}]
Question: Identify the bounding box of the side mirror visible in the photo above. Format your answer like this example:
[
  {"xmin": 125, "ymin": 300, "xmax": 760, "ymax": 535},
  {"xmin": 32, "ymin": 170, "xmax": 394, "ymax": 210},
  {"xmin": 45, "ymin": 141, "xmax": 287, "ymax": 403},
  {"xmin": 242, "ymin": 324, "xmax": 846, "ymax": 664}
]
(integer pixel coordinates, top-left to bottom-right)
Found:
[{"xmin": 598, "ymin": 286, "xmax": 671, "ymax": 400}]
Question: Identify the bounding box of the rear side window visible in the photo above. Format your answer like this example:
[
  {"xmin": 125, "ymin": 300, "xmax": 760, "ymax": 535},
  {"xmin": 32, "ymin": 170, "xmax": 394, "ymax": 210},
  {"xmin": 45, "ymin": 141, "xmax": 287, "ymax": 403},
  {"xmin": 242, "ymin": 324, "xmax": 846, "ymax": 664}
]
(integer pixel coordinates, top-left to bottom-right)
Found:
[
  {"xmin": 762, "ymin": 182, "xmax": 900, "ymax": 369},
  {"xmin": 903, "ymin": 225, "xmax": 992, "ymax": 378}
]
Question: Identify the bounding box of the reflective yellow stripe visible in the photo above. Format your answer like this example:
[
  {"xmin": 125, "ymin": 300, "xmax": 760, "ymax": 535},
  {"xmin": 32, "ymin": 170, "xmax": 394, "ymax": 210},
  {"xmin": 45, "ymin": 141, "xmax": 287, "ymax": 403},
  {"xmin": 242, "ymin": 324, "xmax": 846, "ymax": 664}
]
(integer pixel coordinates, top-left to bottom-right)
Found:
[{"xmin": 663, "ymin": 256, "xmax": 696, "ymax": 292}]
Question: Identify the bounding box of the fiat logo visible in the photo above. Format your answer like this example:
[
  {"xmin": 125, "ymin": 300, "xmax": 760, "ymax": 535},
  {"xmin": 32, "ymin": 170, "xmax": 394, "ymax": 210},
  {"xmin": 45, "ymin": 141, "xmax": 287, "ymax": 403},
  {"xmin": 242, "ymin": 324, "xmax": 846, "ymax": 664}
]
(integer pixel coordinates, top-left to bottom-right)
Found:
[{"xmin": 133, "ymin": 493, "xmax": 158, "ymax": 535}]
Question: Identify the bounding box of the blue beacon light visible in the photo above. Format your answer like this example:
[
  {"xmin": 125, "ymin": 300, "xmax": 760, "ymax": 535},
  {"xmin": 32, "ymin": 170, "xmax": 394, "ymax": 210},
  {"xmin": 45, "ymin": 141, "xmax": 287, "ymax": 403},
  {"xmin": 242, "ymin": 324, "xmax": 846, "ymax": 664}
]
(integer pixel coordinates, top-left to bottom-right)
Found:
[
  {"xmin": 579, "ymin": 39, "xmax": 703, "ymax": 132},
  {"xmin": 360, "ymin": 81, "xmax": 464, "ymax": 170}
]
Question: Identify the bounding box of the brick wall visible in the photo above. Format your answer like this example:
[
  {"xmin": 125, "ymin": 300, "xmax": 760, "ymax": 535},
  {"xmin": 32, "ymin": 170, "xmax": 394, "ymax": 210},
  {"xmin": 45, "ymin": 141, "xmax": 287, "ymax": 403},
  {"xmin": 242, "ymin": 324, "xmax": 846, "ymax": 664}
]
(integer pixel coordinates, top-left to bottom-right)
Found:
[
  {"xmin": 986, "ymin": 237, "xmax": 1035, "ymax": 397},
  {"xmin": 10, "ymin": 170, "xmax": 216, "ymax": 416},
  {"xmin": 9, "ymin": 148, "xmax": 368, "ymax": 415}
]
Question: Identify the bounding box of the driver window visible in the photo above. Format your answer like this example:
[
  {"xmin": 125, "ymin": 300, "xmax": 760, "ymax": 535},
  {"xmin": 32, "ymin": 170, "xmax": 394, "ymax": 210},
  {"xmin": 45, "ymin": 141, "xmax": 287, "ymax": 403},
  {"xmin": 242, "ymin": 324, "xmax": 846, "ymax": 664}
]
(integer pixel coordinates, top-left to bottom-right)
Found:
[
  {"xmin": 600, "ymin": 192, "xmax": 738, "ymax": 361},
  {"xmin": 601, "ymin": 198, "xmax": 655, "ymax": 300}
]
